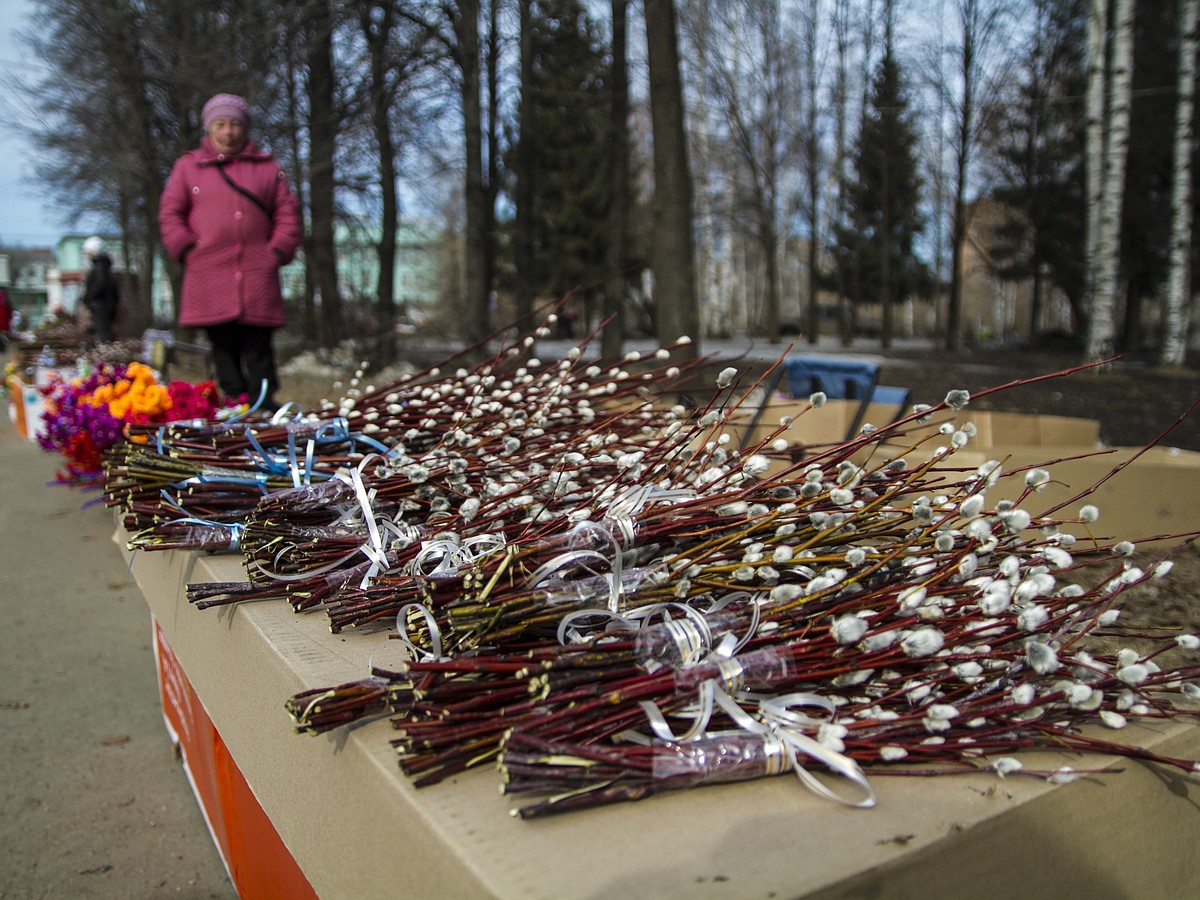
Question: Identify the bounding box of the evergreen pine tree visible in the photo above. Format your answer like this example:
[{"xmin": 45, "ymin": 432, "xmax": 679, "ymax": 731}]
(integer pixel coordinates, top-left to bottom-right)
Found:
[
  {"xmin": 506, "ymin": 0, "xmax": 612, "ymax": 306},
  {"xmin": 830, "ymin": 51, "xmax": 929, "ymax": 340},
  {"xmin": 988, "ymin": 0, "xmax": 1088, "ymax": 340}
]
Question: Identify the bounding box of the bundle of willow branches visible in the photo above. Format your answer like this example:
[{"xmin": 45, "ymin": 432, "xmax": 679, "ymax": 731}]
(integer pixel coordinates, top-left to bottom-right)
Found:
[
  {"xmin": 185, "ymin": 328, "xmax": 738, "ymax": 627},
  {"xmin": 102, "ymin": 312, "xmax": 1200, "ymax": 819},
  {"xmin": 287, "ymin": 448, "xmax": 1200, "ymax": 810},
  {"xmin": 269, "ymin": 348, "xmax": 1200, "ymax": 817}
]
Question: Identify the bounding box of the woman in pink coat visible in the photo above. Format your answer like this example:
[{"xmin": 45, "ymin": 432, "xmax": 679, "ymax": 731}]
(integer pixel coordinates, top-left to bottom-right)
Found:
[{"xmin": 159, "ymin": 93, "xmax": 302, "ymax": 410}]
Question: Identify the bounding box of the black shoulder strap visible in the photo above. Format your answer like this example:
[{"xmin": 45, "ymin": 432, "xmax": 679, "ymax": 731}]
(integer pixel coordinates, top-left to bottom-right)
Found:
[{"xmin": 216, "ymin": 163, "xmax": 272, "ymax": 219}]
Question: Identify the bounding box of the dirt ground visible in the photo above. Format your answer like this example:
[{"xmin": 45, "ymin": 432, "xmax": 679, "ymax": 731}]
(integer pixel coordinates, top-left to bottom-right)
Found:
[{"xmin": 878, "ymin": 345, "xmax": 1200, "ymax": 453}]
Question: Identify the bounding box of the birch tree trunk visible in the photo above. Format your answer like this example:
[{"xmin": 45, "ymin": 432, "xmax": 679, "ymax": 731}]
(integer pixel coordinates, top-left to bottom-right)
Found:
[
  {"xmin": 1161, "ymin": 0, "xmax": 1198, "ymax": 367},
  {"xmin": 944, "ymin": 0, "xmax": 1007, "ymax": 351},
  {"xmin": 1086, "ymin": 0, "xmax": 1134, "ymax": 363},
  {"xmin": 944, "ymin": 0, "xmax": 975, "ymax": 351}
]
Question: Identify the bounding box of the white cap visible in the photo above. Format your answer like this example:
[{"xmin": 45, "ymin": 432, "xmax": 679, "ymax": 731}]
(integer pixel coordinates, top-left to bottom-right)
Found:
[{"xmin": 83, "ymin": 236, "xmax": 105, "ymax": 257}]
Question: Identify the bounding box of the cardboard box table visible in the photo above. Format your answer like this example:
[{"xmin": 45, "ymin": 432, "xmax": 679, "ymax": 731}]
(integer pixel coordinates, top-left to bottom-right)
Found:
[{"xmin": 118, "ymin": 531, "xmax": 1200, "ymax": 900}]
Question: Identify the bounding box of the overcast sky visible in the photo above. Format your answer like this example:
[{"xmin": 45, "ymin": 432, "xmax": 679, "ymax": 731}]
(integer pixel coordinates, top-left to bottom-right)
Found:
[{"xmin": 0, "ymin": 0, "xmax": 70, "ymax": 246}]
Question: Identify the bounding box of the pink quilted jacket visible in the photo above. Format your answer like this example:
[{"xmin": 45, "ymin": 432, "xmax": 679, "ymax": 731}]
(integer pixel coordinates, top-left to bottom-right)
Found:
[{"xmin": 159, "ymin": 137, "xmax": 302, "ymax": 328}]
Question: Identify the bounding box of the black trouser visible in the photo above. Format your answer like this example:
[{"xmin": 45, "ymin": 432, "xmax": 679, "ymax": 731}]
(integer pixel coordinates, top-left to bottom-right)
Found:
[
  {"xmin": 90, "ymin": 301, "xmax": 117, "ymax": 343},
  {"xmin": 205, "ymin": 322, "xmax": 278, "ymax": 407}
]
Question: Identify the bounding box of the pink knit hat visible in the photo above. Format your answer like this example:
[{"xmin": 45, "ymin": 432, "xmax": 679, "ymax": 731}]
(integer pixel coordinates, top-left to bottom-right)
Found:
[{"xmin": 201, "ymin": 93, "xmax": 251, "ymax": 130}]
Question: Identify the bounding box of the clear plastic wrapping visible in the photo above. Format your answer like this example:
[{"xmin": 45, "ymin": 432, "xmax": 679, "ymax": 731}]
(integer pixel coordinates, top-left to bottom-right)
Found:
[
  {"xmin": 282, "ymin": 419, "xmax": 329, "ymax": 440},
  {"xmin": 634, "ymin": 610, "xmax": 744, "ymax": 666},
  {"xmin": 194, "ymin": 464, "xmax": 268, "ymax": 486},
  {"xmin": 601, "ymin": 514, "xmax": 641, "ymax": 548},
  {"xmin": 541, "ymin": 560, "xmax": 668, "ymax": 607},
  {"xmin": 325, "ymin": 559, "xmax": 373, "ymax": 590},
  {"xmin": 671, "ymin": 645, "xmax": 794, "ymax": 694},
  {"xmin": 536, "ymin": 518, "xmax": 636, "ymax": 560},
  {"xmin": 650, "ymin": 731, "xmax": 788, "ymax": 785},
  {"xmin": 266, "ymin": 477, "xmax": 357, "ymax": 511},
  {"xmin": 129, "ymin": 523, "xmax": 240, "ymax": 552}
]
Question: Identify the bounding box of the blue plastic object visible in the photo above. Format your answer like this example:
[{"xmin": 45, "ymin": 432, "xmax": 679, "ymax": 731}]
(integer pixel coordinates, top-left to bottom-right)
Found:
[
  {"xmin": 783, "ymin": 356, "xmax": 880, "ymax": 400},
  {"xmin": 867, "ymin": 384, "xmax": 912, "ymax": 406},
  {"xmin": 740, "ymin": 356, "xmax": 912, "ymax": 448}
]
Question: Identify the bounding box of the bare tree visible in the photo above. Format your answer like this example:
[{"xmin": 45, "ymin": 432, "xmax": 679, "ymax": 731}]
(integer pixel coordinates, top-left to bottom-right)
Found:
[
  {"xmin": 826, "ymin": 0, "xmax": 855, "ymax": 345},
  {"xmin": 273, "ymin": 23, "xmax": 318, "ymax": 340},
  {"xmin": 943, "ymin": 0, "xmax": 1012, "ymax": 351},
  {"xmin": 355, "ymin": 4, "xmax": 439, "ymax": 358},
  {"xmin": 483, "ymin": 0, "xmax": 502, "ymax": 334},
  {"xmin": 303, "ymin": 1, "xmax": 342, "ymax": 345},
  {"xmin": 680, "ymin": 0, "xmax": 800, "ymax": 343},
  {"xmin": 514, "ymin": 0, "xmax": 536, "ymax": 330},
  {"xmin": 645, "ymin": 0, "xmax": 700, "ymax": 359},
  {"xmin": 920, "ymin": 0, "xmax": 951, "ymax": 344},
  {"xmin": 398, "ymin": 2, "xmax": 495, "ymax": 348},
  {"xmin": 879, "ymin": 0, "xmax": 896, "ymax": 347},
  {"xmin": 454, "ymin": 0, "xmax": 492, "ymax": 345},
  {"xmin": 798, "ymin": 1, "xmax": 824, "ymax": 345},
  {"xmin": 1161, "ymin": 0, "xmax": 1198, "ymax": 368},
  {"xmin": 601, "ymin": 0, "xmax": 631, "ymax": 358}
]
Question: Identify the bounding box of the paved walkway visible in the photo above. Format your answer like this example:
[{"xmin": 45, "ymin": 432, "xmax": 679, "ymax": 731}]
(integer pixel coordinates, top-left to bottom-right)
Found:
[{"xmin": 0, "ymin": 415, "xmax": 235, "ymax": 898}]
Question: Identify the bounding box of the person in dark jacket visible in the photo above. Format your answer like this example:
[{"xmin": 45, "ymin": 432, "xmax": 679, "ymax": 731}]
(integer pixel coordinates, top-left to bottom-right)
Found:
[
  {"xmin": 0, "ymin": 287, "xmax": 12, "ymax": 349},
  {"xmin": 80, "ymin": 236, "xmax": 120, "ymax": 344},
  {"xmin": 158, "ymin": 92, "xmax": 302, "ymax": 410}
]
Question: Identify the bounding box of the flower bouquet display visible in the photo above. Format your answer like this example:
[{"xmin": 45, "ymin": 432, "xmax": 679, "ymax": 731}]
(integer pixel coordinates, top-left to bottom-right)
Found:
[{"xmin": 37, "ymin": 361, "xmax": 220, "ymax": 484}]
